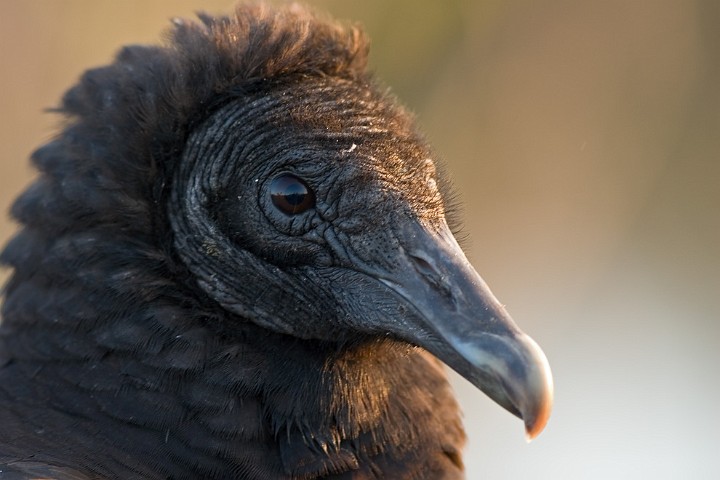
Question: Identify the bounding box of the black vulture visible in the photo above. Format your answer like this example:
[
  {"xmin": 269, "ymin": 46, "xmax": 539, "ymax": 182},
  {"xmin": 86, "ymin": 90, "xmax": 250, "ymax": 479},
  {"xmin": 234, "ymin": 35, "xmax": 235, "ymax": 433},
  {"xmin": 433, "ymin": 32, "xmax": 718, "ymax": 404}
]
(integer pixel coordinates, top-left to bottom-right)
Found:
[{"xmin": 0, "ymin": 4, "xmax": 553, "ymax": 479}]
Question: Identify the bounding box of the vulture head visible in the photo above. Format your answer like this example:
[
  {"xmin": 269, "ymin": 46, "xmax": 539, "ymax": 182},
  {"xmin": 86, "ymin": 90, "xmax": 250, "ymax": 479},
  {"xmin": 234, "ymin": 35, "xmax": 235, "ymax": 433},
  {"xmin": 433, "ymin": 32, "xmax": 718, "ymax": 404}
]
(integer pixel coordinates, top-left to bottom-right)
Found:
[{"xmin": 0, "ymin": 4, "xmax": 552, "ymax": 479}]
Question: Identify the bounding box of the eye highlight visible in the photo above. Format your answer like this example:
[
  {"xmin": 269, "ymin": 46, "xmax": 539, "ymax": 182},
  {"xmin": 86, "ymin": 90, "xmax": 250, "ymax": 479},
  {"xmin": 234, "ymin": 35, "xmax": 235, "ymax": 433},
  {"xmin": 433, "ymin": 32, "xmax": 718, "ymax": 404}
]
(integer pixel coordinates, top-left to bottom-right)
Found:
[{"xmin": 270, "ymin": 174, "xmax": 316, "ymax": 215}]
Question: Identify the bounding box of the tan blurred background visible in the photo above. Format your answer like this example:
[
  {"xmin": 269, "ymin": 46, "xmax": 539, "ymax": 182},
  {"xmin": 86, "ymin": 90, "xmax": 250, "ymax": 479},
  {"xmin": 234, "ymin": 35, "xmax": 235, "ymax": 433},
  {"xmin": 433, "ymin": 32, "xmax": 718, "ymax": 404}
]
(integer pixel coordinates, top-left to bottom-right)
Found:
[{"xmin": 1, "ymin": 1, "xmax": 718, "ymax": 478}]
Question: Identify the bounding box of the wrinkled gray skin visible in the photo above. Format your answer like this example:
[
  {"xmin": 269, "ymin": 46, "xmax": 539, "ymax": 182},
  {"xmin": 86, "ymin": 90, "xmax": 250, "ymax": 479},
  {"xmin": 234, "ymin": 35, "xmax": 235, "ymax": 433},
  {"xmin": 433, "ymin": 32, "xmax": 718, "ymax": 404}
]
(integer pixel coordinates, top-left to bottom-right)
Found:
[{"xmin": 172, "ymin": 77, "xmax": 552, "ymax": 440}]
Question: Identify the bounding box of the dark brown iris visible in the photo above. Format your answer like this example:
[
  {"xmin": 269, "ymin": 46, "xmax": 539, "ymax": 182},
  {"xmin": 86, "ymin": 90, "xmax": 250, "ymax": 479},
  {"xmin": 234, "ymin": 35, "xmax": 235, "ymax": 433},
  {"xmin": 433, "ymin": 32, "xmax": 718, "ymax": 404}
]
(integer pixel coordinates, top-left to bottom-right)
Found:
[{"xmin": 270, "ymin": 174, "xmax": 315, "ymax": 215}]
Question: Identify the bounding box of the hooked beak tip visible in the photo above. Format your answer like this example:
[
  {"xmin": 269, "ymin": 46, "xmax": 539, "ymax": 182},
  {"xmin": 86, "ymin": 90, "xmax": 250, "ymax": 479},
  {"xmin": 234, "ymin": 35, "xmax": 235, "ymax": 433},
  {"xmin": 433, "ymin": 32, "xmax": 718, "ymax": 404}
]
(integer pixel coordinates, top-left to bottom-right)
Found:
[
  {"xmin": 453, "ymin": 330, "xmax": 554, "ymax": 441},
  {"xmin": 520, "ymin": 334, "xmax": 554, "ymax": 441},
  {"xmin": 524, "ymin": 397, "xmax": 552, "ymax": 442}
]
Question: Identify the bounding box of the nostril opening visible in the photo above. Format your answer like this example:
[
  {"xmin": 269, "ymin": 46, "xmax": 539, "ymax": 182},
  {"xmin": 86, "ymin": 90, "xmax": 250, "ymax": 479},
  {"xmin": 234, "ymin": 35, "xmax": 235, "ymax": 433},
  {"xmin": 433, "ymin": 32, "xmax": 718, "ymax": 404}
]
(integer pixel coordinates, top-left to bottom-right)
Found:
[
  {"xmin": 409, "ymin": 253, "xmax": 455, "ymax": 305},
  {"xmin": 409, "ymin": 254, "xmax": 436, "ymax": 279}
]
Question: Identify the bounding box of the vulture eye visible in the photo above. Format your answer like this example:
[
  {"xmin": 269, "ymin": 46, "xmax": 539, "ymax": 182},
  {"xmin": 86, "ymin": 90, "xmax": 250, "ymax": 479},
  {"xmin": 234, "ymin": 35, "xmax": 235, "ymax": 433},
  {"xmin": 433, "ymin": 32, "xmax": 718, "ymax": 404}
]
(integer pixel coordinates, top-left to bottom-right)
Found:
[{"xmin": 270, "ymin": 174, "xmax": 316, "ymax": 215}]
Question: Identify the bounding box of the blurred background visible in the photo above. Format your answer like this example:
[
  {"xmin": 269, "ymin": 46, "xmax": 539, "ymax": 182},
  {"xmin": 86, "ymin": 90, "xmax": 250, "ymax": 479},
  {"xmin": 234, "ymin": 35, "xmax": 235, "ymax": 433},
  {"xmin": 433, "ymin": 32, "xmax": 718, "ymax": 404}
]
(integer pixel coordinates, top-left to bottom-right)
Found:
[{"xmin": 1, "ymin": 1, "xmax": 718, "ymax": 478}]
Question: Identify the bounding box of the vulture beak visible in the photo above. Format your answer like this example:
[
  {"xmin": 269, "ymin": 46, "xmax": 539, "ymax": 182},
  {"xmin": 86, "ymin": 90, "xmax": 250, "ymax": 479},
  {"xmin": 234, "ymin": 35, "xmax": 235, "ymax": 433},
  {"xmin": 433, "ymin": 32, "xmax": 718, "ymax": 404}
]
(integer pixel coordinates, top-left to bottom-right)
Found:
[{"xmin": 379, "ymin": 221, "xmax": 553, "ymax": 440}]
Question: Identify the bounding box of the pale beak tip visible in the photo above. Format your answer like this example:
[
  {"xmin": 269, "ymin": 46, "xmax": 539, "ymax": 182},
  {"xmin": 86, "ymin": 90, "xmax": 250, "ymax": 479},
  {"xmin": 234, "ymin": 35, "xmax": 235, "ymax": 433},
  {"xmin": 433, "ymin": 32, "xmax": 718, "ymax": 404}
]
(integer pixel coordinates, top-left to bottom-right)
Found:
[
  {"xmin": 524, "ymin": 399, "xmax": 552, "ymax": 442},
  {"xmin": 520, "ymin": 333, "xmax": 554, "ymax": 442}
]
